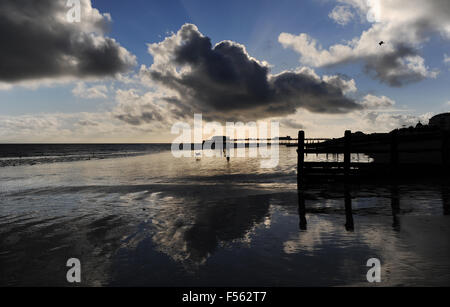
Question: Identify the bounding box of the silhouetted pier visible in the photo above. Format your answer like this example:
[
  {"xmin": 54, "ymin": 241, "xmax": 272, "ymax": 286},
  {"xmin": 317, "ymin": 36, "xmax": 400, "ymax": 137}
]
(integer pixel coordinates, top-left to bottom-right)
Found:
[
  {"xmin": 230, "ymin": 137, "xmax": 330, "ymax": 146},
  {"xmin": 181, "ymin": 136, "xmax": 331, "ymax": 151}
]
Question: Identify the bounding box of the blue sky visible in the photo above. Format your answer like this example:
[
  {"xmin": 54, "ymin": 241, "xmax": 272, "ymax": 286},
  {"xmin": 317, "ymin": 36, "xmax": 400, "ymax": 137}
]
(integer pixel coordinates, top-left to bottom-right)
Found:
[
  {"xmin": 0, "ymin": 0, "xmax": 449, "ymax": 142},
  {"xmin": 99, "ymin": 0, "xmax": 450, "ymax": 114}
]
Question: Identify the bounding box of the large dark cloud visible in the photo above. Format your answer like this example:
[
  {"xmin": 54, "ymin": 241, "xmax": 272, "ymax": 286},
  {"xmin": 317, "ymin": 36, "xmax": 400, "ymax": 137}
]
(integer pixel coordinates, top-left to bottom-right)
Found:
[
  {"xmin": 0, "ymin": 0, "xmax": 136, "ymax": 83},
  {"xmin": 363, "ymin": 44, "xmax": 431, "ymax": 87},
  {"xmin": 143, "ymin": 24, "xmax": 361, "ymax": 122},
  {"xmin": 112, "ymin": 89, "xmax": 176, "ymax": 128}
]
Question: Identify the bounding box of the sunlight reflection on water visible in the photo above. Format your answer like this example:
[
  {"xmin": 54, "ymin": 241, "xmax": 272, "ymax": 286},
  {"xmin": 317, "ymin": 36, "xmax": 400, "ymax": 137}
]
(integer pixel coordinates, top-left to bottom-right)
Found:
[{"xmin": 0, "ymin": 146, "xmax": 449, "ymax": 286}]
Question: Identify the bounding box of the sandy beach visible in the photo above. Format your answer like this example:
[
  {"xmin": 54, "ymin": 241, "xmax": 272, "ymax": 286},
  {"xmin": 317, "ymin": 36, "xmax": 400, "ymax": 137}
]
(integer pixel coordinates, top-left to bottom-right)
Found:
[{"xmin": 1, "ymin": 146, "xmax": 449, "ymax": 286}]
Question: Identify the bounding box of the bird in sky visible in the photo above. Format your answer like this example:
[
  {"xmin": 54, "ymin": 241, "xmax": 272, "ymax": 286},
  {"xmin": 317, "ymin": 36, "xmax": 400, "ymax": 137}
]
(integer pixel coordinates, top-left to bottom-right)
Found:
[{"xmin": 379, "ymin": 41, "xmax": 384, "ymax": 46}]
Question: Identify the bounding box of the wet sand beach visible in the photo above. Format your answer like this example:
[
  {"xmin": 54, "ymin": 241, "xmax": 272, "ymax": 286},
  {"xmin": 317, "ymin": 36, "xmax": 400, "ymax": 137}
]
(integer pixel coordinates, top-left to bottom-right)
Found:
[{"xmin": 1, "ymin": 146, "xmax": 449, "ymax": 286}]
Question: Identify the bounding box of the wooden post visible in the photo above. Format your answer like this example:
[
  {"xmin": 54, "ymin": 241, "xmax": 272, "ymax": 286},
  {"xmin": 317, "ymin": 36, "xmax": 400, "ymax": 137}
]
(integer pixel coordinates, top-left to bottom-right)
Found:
[
  {"xmin": 344, "ymin": 130, "xmax": 351, "ymax": 179},
  {"xmin": 390, "ymin": 129, "xmax": 399, "ymax": 177},
  {"xmin": 298, "ymin": 190, "xmax": 307, "ymax": 230},
  {"xmin": 297, "ymin": 130, "xmax": 305, "ymax": 188}
]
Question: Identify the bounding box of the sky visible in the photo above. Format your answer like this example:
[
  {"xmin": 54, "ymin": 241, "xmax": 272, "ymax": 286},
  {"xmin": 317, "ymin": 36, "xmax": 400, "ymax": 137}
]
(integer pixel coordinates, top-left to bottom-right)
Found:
[{"xmin": 0, "ymin": 0, "xmax": 449, "ymax": 143}]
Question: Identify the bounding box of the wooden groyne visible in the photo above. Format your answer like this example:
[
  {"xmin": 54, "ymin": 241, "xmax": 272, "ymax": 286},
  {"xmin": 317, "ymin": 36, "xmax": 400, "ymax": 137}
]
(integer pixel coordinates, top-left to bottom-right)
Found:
[
  {"xmin": 297, "ymin": 130, "xmax": 450, "ymax": 185},
  {"xmin": 296, "ymin": 129, "xmax": 450, "ymax": 232}
]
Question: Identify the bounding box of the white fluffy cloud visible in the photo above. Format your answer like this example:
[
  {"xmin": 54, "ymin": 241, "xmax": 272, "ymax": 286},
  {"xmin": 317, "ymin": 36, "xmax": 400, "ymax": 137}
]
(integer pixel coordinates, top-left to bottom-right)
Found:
[
  {"xmin": 0, "ymin": 85, "xmax": 184, "ymax": 142},
  {"xmin": 0, "ymin": 110, "xmax": 175, "ymax": 143},
  {"xmin": 72, "ymin": 83, "xmax": 109, "ymax": 99},
  {"xmin": 279, "ymin": 0, "xmax": 448, "ymax": 86},
  {"xmin": 360, "ymin": 94, "xmax": 395, "ymax": 109},
  {"xmin": 363, "ymin": 111, "xmax": 433, "ymax": 130},
  {"xmin": 323, "ymin": 75, "xmax": 357, "ymax": 94},
  {"xmin": 277, "ymin": 108, "xmax": 432, "ymax": 138},
  {"xmin": 113, "ymin": 88, "xmax": 180, "ymax": 127},
  {"xmin": 0, "ymin": 113, "xmax": 90, "ymax": 142},
  {"xmin": 328, "ymin": 5, "xmax": 355, "ymax": 25}
]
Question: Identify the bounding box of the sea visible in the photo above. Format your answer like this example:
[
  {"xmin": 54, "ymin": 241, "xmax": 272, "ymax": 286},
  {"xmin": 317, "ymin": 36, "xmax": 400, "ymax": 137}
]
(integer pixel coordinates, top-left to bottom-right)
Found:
[{"xmin": 0, "ymin": 144, "xmax": 449, "ymax": 286}]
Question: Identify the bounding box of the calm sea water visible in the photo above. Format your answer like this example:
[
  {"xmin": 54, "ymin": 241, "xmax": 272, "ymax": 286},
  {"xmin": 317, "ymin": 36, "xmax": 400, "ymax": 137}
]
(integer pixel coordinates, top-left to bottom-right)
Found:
[{"xmin": 0, "ymin": 145, "xmax": 449, "ymax": 286}]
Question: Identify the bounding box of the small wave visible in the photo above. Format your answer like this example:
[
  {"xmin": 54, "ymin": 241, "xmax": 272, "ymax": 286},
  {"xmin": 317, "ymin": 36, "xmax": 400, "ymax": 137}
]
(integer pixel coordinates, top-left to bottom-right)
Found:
[{"xmin": 0, "ymin": 144, "xmax": 171, "ymax": 168}]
